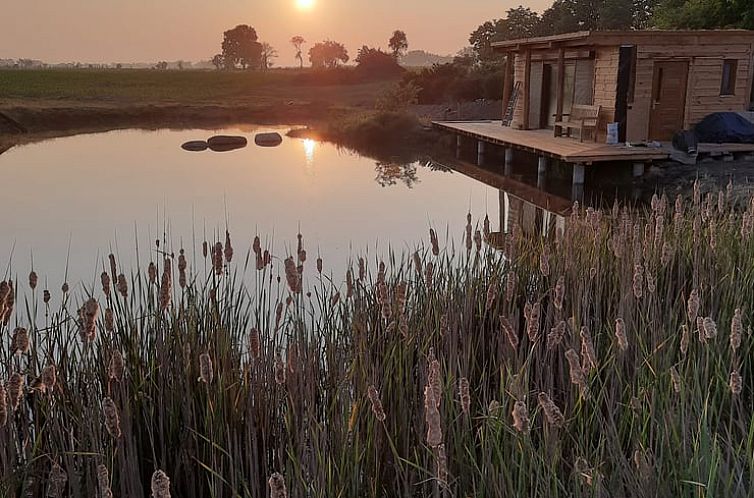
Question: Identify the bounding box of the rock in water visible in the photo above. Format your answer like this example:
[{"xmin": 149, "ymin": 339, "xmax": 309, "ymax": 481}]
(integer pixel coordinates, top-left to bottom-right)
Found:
[
  {"xmin": 181, "ymin": 140, "xmax": 209, "ymax": 152},
  {"xmin": 255, "ymin": 132, "xmax": 283, "ymax": 147},
  {"xmin": 207, "ymin": 135, "xmax": 248, "ymax": 152}
]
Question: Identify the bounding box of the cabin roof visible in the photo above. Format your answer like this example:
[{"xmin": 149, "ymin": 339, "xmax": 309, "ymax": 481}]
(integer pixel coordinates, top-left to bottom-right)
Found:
[{"xmin": 491, "ymin": 29, "xmax": 754, "ymax": 51}]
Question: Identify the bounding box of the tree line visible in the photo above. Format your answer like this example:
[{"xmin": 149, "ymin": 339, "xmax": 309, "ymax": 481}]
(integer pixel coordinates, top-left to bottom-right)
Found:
[{"xmin": 211, "ymin": 25, "xmax": 409, "ymax": 71}]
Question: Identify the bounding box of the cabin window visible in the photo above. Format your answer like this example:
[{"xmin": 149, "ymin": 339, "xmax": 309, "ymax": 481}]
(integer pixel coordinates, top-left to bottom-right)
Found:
[
  {"xmin": 626, "ymin": 46, "xmax": 637, "ymax": 104},
  {"xmin": 721, "ymin": 59, "xmax": 738, "ymax": 96}
]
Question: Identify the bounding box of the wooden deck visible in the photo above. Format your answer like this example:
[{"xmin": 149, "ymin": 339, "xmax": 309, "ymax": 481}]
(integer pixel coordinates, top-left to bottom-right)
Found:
[{"xmin": 434, "ymin": 120, "xmax": 670, "ymax": 164}]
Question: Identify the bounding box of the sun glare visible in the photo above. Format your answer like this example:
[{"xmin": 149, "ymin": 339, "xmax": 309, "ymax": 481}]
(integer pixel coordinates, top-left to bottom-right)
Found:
[{"xmin": 296, "ymin": 0, "xmax": 315, "ymax": 10}]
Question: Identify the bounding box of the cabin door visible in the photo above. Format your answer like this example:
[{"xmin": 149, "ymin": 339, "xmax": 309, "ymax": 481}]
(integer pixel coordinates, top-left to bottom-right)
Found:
[{"xmin": 648, "ymin": 61, "xmax": 689, "ymax": 141}]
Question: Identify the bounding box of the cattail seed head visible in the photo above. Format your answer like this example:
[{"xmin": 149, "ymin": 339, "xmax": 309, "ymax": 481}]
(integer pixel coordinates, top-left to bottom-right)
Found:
[
  {"xmin": 538, "ymin": 392, "xmax": 565, "ymax": 428},
  {"xmin": 614, "ymin": 318, "xmax": 628, "ymax": 352},
  {"xmin": 670, "ymin": 366, "xmax": 681, "ymax": 394},
  {"xmin": 148, "ymin": 262, "xmax": 157, "ymax": 284},
  {"xmin": 458, "ymin": 377, "xmax": 471, "ymax": 415},
  {"xmin": 29, "ymin": 271, "xmax": 38, "ymax": 290},
  {"xmin": 435, "ymin": 444, "xmax": 448, "ymax": 487},
  {"xmin": 702, "ymin": 317, "xmax": 717, "ymax": 339},
  {"xmin": 429, "ymin": 228, "xmax": 439, "ymax": 256},
  {"xmin": 104, "ymin": 308, "xmax": 114, "ymax": 332},
  {"xmin": 525, "ymin": 302, "xmax": 540, "ymax": 342},
  {"xmin": 249, "ymin": 328, "xmax": 261, "ymax": 360},
  {"xmin": 269, "ymin": 473, "xmax": 288, "ymax": 498},
  {"xmin": 109, "ymin": 350, "xmax": 125, "ymax": 381},
  {"xmin": 540, "ymin": 250, "xmax": 550, "ymax": 276},
  {"xmin": 8, "ymin": 373, "xmax": 24, "ymax": 411},
  {"xmin": 11, "ymin": 327, "xmax": 30, "ymax": 355},
  {"xmin": 212, "ymin": 242, "xmax": 224, "ymax": 275},
  {"xmin": 553, "ymin": 276, "xmax": 565, "ymax": 310},
  {"xmin": 224, "ymin": 230, "xmax": 234, "ymax": 263},
  {"xmin": 102, "ymin": 397, "xmax": 121, "ymax": 438},
  {"xmin": 428, "ymin": 358, "xmax": 441, "ymax": 409},
  {"xmin": 580, "ymin": 326, "xmax": 598, "ymax": 372},
  {"xmin": 116, "ymin": 274, "xmax": 128, "ymax": 299},
  {"xmin": 680, "ymin": 325, "xmax": 690, "ymax": 355},
  {"xmin": 44, "ymin": 289, "xmax": 51, "ymax": 304},
  {"xmin": 367, "ymin": 385, "xmax": 386, "ymax": 422},
  {"xmin": 500, "ymin": 315, "xmax": 519, "ymax": 349},
  {"xmin": 41, "ymin": 364, "xmax": 57, "ymax": 393},
  {"xmin": 97, "ymin": 464, "xmax": 113, "ymax": 498},
  {"xmin": 0, "ymin": 384, "xmax": 7, "ymax": 427},
  {"xmin": 548, "ymin": 320, "xmax": 566, "ymax": 350},
  {"xmin": 730, "ymin": 369, "xmax": 743, "ymax": 395},
  {"xmin": 512, "ymin": 400, "xmax": 530, "ymax": 433},
  {"xmin": 485, "ymin": 277, "xmax": 498, "ymax": 311},
  {"xmin": 284, "ymin": 257, "xmax": 302, "ymax": 294},
  {"xmin": 730, "ymin": 308, "xmax": 743, "ymax": 352},
  {"xmin": 48, "ymin": 462, "xmax": 68, "ymax": 498},
  {"xmin": 151, "ymin": 470, "xmax": 171, "ymax": 498},
  {"xmin": 198, "ymin": 353, "xmax": 213, "ymax": 384},
  {"xmin": 413, "ymin": 251, "xmax": 422, "ymax": 274},
  {"xmin": 274, "ymin": 355, "xmax": 286, "ymax": 385},
  {"xmin": 159, "ymin": 266, "xmax": 172, "ymax": 311},
  {"xmin": 358, "ymin": 257, "xmax": 366, "ymax": 281},
  {"xmin": 316, "ymin": 257, "xmax": 323, "ymax": 274},
  {"xmin": 424, "ymin": 386, "xmax": 443, "ymax": 447},
  {"xmin": 565, "ymin": 349, "xmax": 590, "ymax": 399},
  {"xmin": 687, "ymin": 289, "xmax": 700, "ymax": 322}
]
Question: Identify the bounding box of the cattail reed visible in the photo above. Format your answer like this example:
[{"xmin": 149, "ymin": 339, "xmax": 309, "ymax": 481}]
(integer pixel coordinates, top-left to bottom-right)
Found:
[
  {"xmin": 525, "ymin": 302, "xmax": 540, "ymax": 342},
  {"xmin": 538, "ymin": 392, "xmax": 565, "ymax": 428},
  {"xmin": 102, "ymin": 397, "xmax": 121, "ymax": 438},
  {"xmin": 48, "ymin": 462, "xmax": 68, "ymax": 498},
  {"xmin": 80, "ymin": 297, "xmax": 99, "ymax": 342},
  {"xmin": 548, "ymin": 320, "xmax": 566, "ymax": 349},
  {"xmin": 680, "ymin": 325, "xmax": 690, "ymax": 355},
  {"xmin": 488, "ymin": 400, "xmax": 501, "ymax": 415},
  {"xmin": 224, "ymin": 230, "xmax": 233, "ymax": 263},
  {"xmin": 435, "ymin": 443, "xmax": 448, "ymax": 486},
  {"xmin": 212, "ymin": 241, "xmax": 224, "ymax": 275},
  {"xmin": 109, "ymin": 350, "xmax": 125, "ymax": 381},
  {"xmin": 485, "ymin": 277, "xmax": 498, "ymax": 311},
  {"xmin": 730, "ymin": 369, "xmax": 743, "ymax": 395},
  {"xmin": 670, "ymin": 366, "xmax": 681, "ymax": 393},
  {"xmin": 147, "ymin": 262, "xmax": 157, "ymax": 284},
  {"xmin": 512, "ymin": 400, "xmax": 530, "ymax": 433},
  {"xmin": 731, "ymin": 308, "xmax": 742, "ymax": 352},
  {"xmin": 346, "ymin": 270, "xmax": 354, "ymax": 298},
  {"xmin": 553, "ymin": 276, "xmax": 564, "ymax": 310},
  {"xmin": 104, "ymin": 307, "xmax": 114, "ymax": 332},
  {"xmin": 275, "ymin": 302, "xmax": 284, "ymax": 330},
  {"xmin": 97, "ymin": 464, "xmax": 113, "ymax": 498},
  {"xmin": 249, "ymin": 328, "xmax": 261, "ymax": 360},
  {"xmin": 505, "ymin": 272, "xmax": 516, "ymax": 302},
  {"xmin": 28, "ymin": 270, "xmax": 38, "ymax": 290},
  {"xmin": 41, "ymin": 364, "xmax": 57, "ymax": 393},
  {"xmin": 540, "ymin": 250, "xmax": 550, "ymax": 276},
  {"xmin": 108, "ymin": 253, "xmax": 117, "ymax": 282},
  {"xmin": 500, "ymin": 315, "xmax": 519, "ymax": 349},
  {"xmin": 702, "ymin": 317, "xmax": 717, "ymax": 339},
  {"xmin": 316, "ymin": 257, "xmax": 323, "ymax": 274},
  {"xmin": 43, "ymin": 289, "xmax": 51, "ymax": 304},
  {"xmin": 580, "ymin": 326, "xmax": 597, "ymax": 372},
  {"xmin": 429, "ymin": 228, "xmax": 439, "ymax": 256},
  {"xmin": 428, "ymin": 355, "xmax": 441, "ymax": 409},
  {"xmin": 330, "ymin": 291, "xmax": 340, "ymax": 306},
  {"xmin": 151, "ymin": 470, "xmax": 171, "ymax": 498},
  {"xmin": 474, "ymin": 229, "xmax": 482, "ymax": 252},
  {"xmin": 199, "ymin": 353, "xmax": 213, "ymax": 384},
  {"xmin": 425, "ymin": 261, "xmax": 434, "ymax": 287},
  {"xmin": 160, "ymin": 265, "xmax": 172, "ymax": 311},
  {"xmin": 615, "ymin": 318, "xmax": 628, "ymax": 352},
  {"xmin": 465, "ymin": 213, "xmax": 473, "ymax": 252},
  {"xmin": 565, "ymin": 349, "xmax": 590, "ymax": 399},
  {"xmin": 202, "ymin": 241, "xmax": 208, "ymax": 258},
  {"xmin": 424, "ymin": 386, "xmax": 443, "ymax": 447},
  {"xmin": 413, "ymin": 251, "xmax": 422, "ymax": 274},
  {"xmin": 116, "ymin": 273, "xmax": 128, "ymax": 299},
  {"xmin": 284, "ymin": 257, "xmax": 302, "ymax": 294},
  {"xmin": 178, "ymin": 250, "xmax": 187, "ymax": 289},
  {"xmin": 458, "ymin": 377, "xmax": 471, "ymax": 415},
  {"xmin": 632, "ymin": 264, "xmax": 643, "ymax": 299},
  {"xmin": 296, "ymin": 233, "xmax": 305, "ymax": 263},
  {"xmin": 274, "ymin": 355, "xmax": 286, "ymax": 385},
  {"xmin": 367, "ymin": 385, "xmax": 386, "ymax": 422},
  {"xmin": 269, "ymin": 472, "xmax": 288, "ymax": 498},
  {"xmin": 483, "ymin": 213, "xmax": 490, "ymax": 237},
  {"xmin": 11, "ymin": 327, "xmax": 30, "ymax": 355},
  {"xmin": 358, "ymin": 257, "xmax": 366, "ymax": 281}
]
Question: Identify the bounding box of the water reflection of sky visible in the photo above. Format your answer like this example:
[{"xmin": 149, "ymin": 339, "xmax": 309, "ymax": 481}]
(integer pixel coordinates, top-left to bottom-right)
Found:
[{"xmin": 0, "ymin": 127, "xmax": 501, "ymax": 292}]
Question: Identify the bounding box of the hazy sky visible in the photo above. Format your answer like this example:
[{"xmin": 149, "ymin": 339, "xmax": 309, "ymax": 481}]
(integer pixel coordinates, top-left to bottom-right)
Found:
[{"xmin": 0, "ymin": 0, "xmax": 551, "ymax": 66}]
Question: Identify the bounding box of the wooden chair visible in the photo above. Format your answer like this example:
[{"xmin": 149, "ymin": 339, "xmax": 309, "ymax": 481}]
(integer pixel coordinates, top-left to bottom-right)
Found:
[{"xmin": 554, "ymin": 104, "xmax": 601, "ymax": 142}]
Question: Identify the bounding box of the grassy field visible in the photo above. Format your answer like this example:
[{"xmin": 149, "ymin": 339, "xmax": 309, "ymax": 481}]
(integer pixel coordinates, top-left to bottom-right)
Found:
[{"xmin": 1, "ymin": 184, "xmax": 753, "ymax": 497}]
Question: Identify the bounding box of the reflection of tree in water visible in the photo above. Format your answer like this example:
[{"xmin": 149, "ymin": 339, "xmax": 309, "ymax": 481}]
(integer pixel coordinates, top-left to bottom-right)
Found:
[{"xmin": 374, "ymin": 161, "xmax": 420, "ymax": 188}]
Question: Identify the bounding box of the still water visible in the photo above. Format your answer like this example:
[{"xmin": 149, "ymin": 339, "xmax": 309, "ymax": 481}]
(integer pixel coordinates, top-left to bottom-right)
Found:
[{"xmin": 0, "ymin": 126, "xmax": 515, "ymax": 291}]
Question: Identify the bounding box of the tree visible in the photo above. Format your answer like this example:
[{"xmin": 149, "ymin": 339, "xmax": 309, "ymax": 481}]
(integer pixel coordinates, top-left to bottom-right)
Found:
[
  {"xmin": 290, "ymin": 36, "xmax": 306, "ymax": 68},
  {"xmin": 222, "ymin": 25, "xmax": 263, "ymax": 70},
  {"xmin": 211, "ymin": 54, "xmax": 224, "ymax": 70},
  {"xmin": 653, "ymin": 0, "xmax": 753, "ymax": 29},
  {"xmin": 177, "ymin": 60, "xmax": 184, "ymax": 70},
  {"xmin": 355, "ymin": 46, "xmax": 404, "ymax": 77},
  {"xmin": 260, "ymin": 43, "xmax": 278, "ymax": 70},
  {"xmin": 388, "ymin": 30, "xmax": 409, "ymax": 59},
  {"xmin": 308, "ymin": 41, "xmax": 349, "ymax": 69}
]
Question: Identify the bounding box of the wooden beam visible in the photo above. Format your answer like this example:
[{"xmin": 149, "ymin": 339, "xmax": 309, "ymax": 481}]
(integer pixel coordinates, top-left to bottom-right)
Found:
[
  {"xmin": 555, "ymin": 47, "xmax": 566, "ymax": 137},
  {"xmin": 523, "ymin": 49, "xmax": 532, "ymax": 130}
]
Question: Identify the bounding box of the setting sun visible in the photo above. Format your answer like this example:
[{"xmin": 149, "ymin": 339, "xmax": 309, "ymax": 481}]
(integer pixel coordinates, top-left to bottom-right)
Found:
[{"xmin": 296, "ymin": 0, "xmax": 315, "ymax": 10}]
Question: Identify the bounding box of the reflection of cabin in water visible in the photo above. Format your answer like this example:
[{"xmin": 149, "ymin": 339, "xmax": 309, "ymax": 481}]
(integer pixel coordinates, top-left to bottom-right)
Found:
[{"xmin": 494, "ymin": 30, "xmax": 754, "ymax": 142}]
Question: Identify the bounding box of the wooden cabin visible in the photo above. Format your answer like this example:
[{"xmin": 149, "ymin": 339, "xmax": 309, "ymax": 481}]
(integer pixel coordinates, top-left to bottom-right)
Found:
[{"xmin": 494, "ymin": 30, "xmax": 754, "ymax": 142}]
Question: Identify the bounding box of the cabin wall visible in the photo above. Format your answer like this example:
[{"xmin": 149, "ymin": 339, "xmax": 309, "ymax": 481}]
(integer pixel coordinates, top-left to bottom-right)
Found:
[{"xmin": 626, "ymin": 42, "xmax": 754, "ymax": 142}]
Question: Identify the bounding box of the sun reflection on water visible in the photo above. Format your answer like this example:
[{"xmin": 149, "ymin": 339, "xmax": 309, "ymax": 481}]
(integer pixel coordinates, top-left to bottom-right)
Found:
[{"xmin": 303, "ymin": 138, "xmax": 316, "ymax": 169}]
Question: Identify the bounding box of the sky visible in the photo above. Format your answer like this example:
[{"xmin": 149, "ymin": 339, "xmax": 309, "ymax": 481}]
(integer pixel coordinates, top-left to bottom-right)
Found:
[{"xmin": 0, "ymin": 0, "xmax": 551, "ymax": 67}]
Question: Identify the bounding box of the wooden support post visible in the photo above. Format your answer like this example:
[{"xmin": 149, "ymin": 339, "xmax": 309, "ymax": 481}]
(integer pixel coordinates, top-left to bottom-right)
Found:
[
  {"xmin": 499, "ymin": 189, "xmax": 507, "ymax": 233},
  {"xmin": 456, "ymin": 135, "xmax": 462, "ymax": 159},
  {"xmin": 537, "ymin": 156, "xmax": 547, "ymax": 188},
  {"xmin": 632, "ymin": 162, "xmax": 645, "ymax": 178},
  {"xmin": 523, "ymin": 49, "xmax": 531, "ymax": 130},
  {"xmin": 477, "ymin": 140, "xmax": 486, "ymax": 166},
  {"xmin": 572, "ymin": 164, "xmax": 585, "ymax": 186},
  {"xmin": 555, "ymin": 47, "xmax": 565, "ymax": 137},
  {"xmin": 504, "ymin": 148, "xmax": 513, "ymax": 176}
]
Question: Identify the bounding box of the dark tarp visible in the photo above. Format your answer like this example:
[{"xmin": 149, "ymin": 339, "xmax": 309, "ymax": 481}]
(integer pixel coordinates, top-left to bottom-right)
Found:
[{"xmin": 694, "ymin": 112, "xmax": 754, "ymax": 144}]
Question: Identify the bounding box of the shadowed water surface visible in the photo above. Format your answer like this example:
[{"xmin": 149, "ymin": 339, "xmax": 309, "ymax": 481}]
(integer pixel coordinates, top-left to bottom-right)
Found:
[{"xmin": 0, "ymin": 126, "xmax": 501, "ymax": 291}]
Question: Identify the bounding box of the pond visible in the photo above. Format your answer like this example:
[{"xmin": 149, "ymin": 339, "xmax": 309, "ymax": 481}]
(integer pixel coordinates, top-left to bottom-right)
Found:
[{"xmin": 0, "ymin": 126, "xmax": 514, "ymax": 292}]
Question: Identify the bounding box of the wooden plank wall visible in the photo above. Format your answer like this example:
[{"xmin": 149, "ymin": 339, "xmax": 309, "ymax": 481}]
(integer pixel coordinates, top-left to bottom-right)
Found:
[
  {"xmin": 626, "ymin": 43, "xmax": 754, "ymax": 141},
  {"xmin": 511, "ymin": 53, "xmax": 527, "ymax": 129},
  {"xmin": 593, "ymin": 47, "xmax": 619, "ymax": 140}
]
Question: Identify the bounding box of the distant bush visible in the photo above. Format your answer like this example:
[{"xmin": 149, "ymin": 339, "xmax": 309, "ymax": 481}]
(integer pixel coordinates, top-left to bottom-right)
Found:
[
  {"xmin": 375, "ymin": 81, "xmax": 419, "ymax": 112},
  {"xmin": 355, "ymin": 46, "xmax": 405, "ymax": 79},
  {"xmin": 400, "ymin": 60, "xmax": 505, "ymax": 104}
]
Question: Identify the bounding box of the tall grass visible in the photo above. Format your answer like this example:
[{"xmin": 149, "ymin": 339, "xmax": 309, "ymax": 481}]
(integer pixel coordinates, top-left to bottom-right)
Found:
[{"xmin": 2, "ymin": 184, "xmax": 754, "ymax": 497}]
